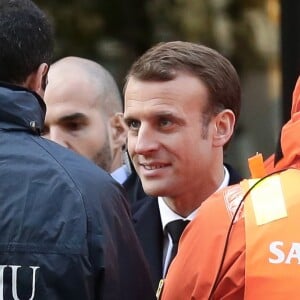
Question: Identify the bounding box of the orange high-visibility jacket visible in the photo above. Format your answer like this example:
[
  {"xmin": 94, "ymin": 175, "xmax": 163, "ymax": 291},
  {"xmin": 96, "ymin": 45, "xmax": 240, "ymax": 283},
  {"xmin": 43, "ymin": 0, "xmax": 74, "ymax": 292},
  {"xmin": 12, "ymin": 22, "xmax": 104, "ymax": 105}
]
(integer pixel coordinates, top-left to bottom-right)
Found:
[{"xmin": 162, "ymin": 169, "xmax": 300, "ymax": 300}]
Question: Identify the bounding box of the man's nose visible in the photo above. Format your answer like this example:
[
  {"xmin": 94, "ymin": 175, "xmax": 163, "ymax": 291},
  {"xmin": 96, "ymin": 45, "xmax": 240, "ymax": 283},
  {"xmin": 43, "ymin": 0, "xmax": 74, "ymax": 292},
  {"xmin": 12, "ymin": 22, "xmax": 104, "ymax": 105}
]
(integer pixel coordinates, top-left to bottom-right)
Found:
[{"xmin": 134, "ymin": 124, "xmax": 159, "ymax": 154}]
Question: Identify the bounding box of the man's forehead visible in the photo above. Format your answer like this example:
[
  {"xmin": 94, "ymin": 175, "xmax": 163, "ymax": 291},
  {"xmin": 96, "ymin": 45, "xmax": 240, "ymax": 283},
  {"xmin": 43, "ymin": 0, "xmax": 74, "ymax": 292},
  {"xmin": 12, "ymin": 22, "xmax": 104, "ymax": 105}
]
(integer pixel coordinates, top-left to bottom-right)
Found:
[
  {"xmin": 124, "ymin": 83, "xmax": 185, "ymax": 111},
  {"xmin": 125, "ymin": 73, "xmax": 208, "ymax": 100}
]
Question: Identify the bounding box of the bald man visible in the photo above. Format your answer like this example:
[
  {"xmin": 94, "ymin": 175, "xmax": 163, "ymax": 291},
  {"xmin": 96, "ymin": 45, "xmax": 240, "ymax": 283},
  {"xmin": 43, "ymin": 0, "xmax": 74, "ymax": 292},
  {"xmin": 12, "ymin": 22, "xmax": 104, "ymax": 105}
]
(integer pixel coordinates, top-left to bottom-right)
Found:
[
  {"xmin": 43, "ymin": 57, "xmax": 145, "ymax": 202},
  {"xmin": 43, "ymin": 56, "xmax": 128, "ymax": 178}
]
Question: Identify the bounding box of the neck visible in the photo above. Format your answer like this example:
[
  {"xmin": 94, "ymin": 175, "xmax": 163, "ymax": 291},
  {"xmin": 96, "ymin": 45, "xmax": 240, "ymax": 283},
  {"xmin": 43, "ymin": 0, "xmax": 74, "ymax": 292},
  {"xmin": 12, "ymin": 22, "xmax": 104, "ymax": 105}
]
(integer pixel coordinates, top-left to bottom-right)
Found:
[{"xmin": 163, "ymin": 166, "xmax": 225, "ymax": 217}]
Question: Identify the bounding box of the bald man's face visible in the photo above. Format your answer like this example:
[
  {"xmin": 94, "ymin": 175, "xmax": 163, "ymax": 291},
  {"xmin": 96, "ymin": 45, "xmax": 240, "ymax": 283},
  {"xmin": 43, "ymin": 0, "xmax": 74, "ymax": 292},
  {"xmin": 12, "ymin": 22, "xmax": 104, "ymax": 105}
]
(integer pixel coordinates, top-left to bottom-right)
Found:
[{"xmin": 42, "ymin": 69, "xmax": 114, "ymax": 172}]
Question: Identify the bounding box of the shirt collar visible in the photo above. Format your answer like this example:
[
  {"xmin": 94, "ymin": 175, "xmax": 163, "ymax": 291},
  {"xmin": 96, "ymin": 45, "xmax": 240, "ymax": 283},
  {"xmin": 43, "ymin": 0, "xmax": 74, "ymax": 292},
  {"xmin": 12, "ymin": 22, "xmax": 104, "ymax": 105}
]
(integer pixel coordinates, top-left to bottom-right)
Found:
[
  {"xmin": 110, "ymin": 164, "xmax": 131, "ymax": 184},
  {"xmin": 159, "ymin": 165, "xmax": 230, "ymax": 231}
]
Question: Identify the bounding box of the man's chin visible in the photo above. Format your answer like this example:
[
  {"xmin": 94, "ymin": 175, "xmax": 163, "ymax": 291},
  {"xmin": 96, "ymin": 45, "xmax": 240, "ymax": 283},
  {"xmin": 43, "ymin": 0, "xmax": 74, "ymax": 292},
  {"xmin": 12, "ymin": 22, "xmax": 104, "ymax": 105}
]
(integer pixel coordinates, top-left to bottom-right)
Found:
[{"xmin": 142, "ymin": 184, "xmax": 170, "ymax": 197}]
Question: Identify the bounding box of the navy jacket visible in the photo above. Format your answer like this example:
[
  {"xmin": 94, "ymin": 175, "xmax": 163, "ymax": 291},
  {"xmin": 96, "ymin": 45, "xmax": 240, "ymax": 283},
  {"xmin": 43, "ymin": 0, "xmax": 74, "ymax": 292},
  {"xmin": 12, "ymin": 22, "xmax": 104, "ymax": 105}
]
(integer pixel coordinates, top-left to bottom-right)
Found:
[
  {"xmin": 123, "ymin": 168, "xmax": 147, "ymax": 204},
  {"xmin": 0, "ymin": 83, "xmax": 155, "ymax": 300},
  {"xmin": 132, "ymin": 164, "xmax": 242, "ymax": 290}
]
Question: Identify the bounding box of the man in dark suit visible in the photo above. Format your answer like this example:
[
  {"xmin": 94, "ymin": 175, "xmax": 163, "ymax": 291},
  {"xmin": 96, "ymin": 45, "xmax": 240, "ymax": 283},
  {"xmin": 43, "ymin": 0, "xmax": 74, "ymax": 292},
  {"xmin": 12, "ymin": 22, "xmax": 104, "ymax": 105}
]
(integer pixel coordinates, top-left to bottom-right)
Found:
[{"xmin": 123, "ymin": 41, "xmax": 243, "ymax": 290}]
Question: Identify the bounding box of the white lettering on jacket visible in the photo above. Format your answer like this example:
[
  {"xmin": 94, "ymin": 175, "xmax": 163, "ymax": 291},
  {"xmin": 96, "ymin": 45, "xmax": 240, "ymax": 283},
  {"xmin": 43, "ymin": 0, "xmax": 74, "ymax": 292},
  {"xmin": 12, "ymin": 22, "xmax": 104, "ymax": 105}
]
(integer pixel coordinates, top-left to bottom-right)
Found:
[
  {"xmin": 269, "ymin": 241, "xmax": 300, "ymax": 264},
  {"xmin": 0, "ymin": 265, "xmax": 39, "ymax": 300}
]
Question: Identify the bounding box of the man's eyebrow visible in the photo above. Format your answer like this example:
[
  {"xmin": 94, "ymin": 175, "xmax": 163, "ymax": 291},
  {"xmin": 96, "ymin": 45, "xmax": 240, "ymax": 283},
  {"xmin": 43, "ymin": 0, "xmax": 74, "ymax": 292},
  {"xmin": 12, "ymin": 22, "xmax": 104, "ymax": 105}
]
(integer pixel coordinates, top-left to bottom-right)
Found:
[
  {"xmin": 58, "ymin": 113, "xmax": 88, "ymax": 123},
  {"xmin": 123, "ymin": 114, "xmax": 137, "ymax": 122},
  {"xmin": 155, "ymin": 111, "xmax": 176, "ymax": 117},
  {"xmin": 155, "ymin": 111, "xmax": 186, "ymax": 124},
  {"xmin": 124, "ymin": 111, "xmax": 185, "ymax": 125}
]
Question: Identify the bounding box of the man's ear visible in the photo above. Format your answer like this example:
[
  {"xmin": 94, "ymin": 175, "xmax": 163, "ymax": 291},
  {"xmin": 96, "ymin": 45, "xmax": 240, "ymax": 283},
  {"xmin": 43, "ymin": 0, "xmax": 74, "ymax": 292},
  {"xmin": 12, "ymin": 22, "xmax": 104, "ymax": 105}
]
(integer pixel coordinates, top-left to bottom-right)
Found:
[
  {"xmin": 109, "ymin": 113, "xmax": 128, "ymax": 150},
  {"xmin": 212, "ymin": 109, "xmax": 235, "ymax": 147},
  {"xmin": 25, "ymin": 63, "xmax": 48, "ymax": 96}
]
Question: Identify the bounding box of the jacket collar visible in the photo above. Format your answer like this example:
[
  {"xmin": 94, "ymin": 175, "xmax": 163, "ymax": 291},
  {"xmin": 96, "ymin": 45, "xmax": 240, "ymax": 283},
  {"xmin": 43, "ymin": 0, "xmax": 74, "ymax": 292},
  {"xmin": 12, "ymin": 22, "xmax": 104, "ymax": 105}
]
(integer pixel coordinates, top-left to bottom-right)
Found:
[{"xmin": 0, "ymin": 82, "xmax": 46, "ymax": 134}]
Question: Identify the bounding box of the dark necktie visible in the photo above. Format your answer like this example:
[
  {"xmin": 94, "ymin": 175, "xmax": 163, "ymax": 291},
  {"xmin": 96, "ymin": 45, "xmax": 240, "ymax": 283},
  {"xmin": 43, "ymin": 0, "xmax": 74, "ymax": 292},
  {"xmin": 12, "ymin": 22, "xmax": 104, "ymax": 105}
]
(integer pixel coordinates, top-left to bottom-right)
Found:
[{"xmin": 165, "ymin": 219, "xmax": 190, "ymax": 272}]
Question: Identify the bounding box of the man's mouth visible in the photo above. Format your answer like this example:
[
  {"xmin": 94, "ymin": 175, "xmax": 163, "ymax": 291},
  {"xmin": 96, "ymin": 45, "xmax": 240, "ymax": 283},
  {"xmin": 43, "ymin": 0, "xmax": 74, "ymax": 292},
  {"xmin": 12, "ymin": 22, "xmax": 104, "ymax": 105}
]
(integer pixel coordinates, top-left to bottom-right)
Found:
[{"xmin": 142, "ymin": 164, "xmax": 166, "ymax": 170}]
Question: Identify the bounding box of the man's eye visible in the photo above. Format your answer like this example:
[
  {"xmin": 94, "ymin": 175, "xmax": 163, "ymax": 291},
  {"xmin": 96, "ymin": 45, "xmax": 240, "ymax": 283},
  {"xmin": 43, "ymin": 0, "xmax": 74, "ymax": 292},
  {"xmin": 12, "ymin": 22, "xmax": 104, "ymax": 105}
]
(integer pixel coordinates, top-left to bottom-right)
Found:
[
  {"xmin": 159, "ymin": 118, "xmax": 172, "ymax": 127},
  {"xmin": 160, "ymin": 119, "xmax": 171, "ymax": 126},
  {"xmin": 67, "ymin": 122, "xmax": 82, "ymax": 131},
  {"xmin": 126, "ymin": 120, "xmax": 140, "ymax": 130}
]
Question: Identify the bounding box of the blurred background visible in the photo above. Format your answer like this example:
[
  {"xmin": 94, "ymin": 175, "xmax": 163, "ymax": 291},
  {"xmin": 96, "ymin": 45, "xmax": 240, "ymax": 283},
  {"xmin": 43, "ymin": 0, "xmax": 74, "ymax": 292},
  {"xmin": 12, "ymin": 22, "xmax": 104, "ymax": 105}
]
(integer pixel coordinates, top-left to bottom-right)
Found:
[{"xmin": 36, "ymin": 0, "xmax": 300, "ymax": 176}]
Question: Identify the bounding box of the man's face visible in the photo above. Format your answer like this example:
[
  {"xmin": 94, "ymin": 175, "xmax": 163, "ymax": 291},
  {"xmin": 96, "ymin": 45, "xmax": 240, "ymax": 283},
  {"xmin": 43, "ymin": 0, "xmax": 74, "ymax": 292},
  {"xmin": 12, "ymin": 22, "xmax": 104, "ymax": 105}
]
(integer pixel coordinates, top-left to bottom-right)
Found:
[
  {"xmin": 43, "ymin": 74, "xmax": 113, "ymax": 172},
  {"xmin": 124, "ymin": 73, "xmax": 219, "ymax": 198}
]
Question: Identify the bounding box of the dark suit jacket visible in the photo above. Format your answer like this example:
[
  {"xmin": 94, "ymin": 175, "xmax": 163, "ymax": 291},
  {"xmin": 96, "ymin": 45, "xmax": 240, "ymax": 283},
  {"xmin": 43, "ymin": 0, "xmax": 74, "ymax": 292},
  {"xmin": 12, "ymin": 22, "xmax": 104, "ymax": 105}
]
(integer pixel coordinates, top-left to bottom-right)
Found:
[
  {"xmin": 123, "ymin": 169, "xmax": 147, "ymax": 204},
  {"xmin": 131, "ymin": 163, "xmax": 242, "ymax": 290}
]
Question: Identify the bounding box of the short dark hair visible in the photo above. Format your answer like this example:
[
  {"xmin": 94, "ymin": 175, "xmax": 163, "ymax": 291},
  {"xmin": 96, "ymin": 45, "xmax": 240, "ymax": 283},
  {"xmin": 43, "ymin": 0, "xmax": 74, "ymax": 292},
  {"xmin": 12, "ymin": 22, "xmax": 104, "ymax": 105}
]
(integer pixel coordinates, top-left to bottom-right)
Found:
[
  {"xmin": 0, "ymin": 0, "xmax": 54, "ymax": 85},
  {"xmin": 124, "ymin": 41, "xmax": 241, "ymax": 123}
]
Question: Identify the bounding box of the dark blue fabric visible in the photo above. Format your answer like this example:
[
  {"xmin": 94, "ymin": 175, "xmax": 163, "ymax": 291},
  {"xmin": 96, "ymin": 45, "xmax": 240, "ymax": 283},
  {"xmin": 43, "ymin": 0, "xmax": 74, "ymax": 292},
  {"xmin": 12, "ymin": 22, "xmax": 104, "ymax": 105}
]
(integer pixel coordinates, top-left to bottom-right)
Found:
[
  {"xmin": 0, "ymin": 84, "xmax": 155, "ymax": 300},
  {"xmin": 123, "ymin": 169, "xmax": 147, "ymax": 204}
]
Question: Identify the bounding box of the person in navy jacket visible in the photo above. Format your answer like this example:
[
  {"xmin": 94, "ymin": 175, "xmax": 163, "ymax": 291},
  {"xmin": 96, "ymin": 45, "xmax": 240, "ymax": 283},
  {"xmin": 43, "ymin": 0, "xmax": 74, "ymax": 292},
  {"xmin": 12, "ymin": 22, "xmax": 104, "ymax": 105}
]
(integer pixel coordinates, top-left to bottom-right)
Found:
[{"xmin": 0, "ymin": 1, "xmax": 155, "ymax": 299}]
